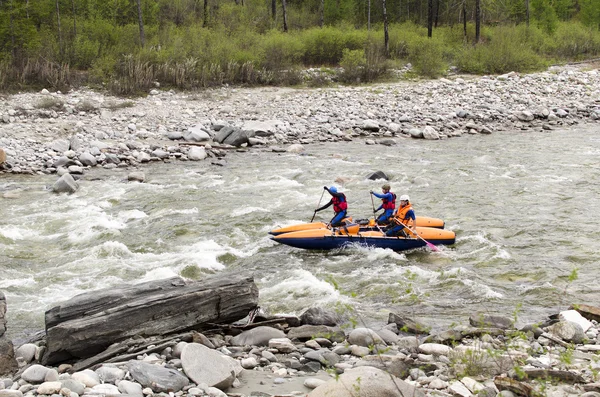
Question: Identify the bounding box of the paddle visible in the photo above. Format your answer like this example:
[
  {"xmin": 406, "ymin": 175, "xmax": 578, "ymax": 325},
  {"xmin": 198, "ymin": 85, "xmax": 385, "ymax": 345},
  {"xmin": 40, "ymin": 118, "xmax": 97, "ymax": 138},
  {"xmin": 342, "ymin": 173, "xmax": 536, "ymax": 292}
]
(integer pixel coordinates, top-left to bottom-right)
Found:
[
  {"xmin": 310, "ymin": 189, "xmax": 326, "ymax": 222},
  {"xmin": 410, "ymin": 226, "xmax": 440, "ymax": 252},
  {"xmin": 370, "ymin": 191, "xmax": 377, "ymax": 215}
]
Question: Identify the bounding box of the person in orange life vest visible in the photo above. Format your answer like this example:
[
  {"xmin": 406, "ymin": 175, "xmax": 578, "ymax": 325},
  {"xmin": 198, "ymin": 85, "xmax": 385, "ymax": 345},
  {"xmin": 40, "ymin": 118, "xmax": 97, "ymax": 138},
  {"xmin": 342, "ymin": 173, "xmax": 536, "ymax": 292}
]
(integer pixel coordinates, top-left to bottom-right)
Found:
[
  {"xmin": 385, "ymin": 194, "xmax": 416, "ymax": 237},
  {"xmin": 370, "ymin": 183, "xmax": 396, "ymax": 225},
  {"xmin": 314, "ymin": 186, "xmax": 348, "ymax": 227}
]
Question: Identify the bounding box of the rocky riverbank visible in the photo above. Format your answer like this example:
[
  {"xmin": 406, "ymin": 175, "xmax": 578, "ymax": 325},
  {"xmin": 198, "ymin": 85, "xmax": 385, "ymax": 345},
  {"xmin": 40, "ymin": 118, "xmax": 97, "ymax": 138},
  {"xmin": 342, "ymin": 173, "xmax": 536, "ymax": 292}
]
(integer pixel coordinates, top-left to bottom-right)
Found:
[
  {"xmin": 3, "ymin": 284, "xmax": 600, "ymax": 397},
  {"xmin": 0, "ymin": 63, "xmax": 599, "ymax": 190}
]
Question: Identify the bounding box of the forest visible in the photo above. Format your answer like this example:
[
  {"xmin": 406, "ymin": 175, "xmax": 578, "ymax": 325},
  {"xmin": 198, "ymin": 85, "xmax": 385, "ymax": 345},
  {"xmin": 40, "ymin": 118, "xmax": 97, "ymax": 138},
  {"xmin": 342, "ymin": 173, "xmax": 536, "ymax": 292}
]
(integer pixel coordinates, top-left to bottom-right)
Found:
[{"xmin": 0, "ymin": 0, "xmax": 598, "ymax": 93}]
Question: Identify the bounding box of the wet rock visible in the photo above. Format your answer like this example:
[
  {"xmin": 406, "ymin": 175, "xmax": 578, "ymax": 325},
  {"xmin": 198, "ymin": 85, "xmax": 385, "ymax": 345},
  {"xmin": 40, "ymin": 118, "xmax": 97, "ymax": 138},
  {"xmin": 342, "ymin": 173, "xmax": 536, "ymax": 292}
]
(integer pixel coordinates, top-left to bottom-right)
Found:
[
  {"xmin": 52, "ymin": 173, "xmax": 79, "ymax": 194},
  {"xmin": 388, "ymin": 313, "xmax": 430, "ymax": 334},
  {"xmin": 188, "ymin": 147, "xmax": 207, "ymax": 161},
  {"xmin": 366, "ymin": 170, "xmax": 389, "ymax": 181},
  {"xmin": 299, "ymin": 307, "xmax": 341, "ymax": 326},
  {"xmin": 128, "ymin": 360, "xmax": 189, "ymax": 393},
  {"xmin": 181, "ymin": 343, "xmax": 234, "ymax": 390},
  {"xmin": 128, "ymin": 172, "xmax": 145, "ymax": 182},
  {"xmin": 469, "ymin": 313, "xmax": 514, "ymax": 329},
  {"xmin": 230, "ymin": 326, "xmax": 285, "ymax": 346},
  {"xmin": 308, "ymin": 366, "xmax": 425, "ymax": 397}
]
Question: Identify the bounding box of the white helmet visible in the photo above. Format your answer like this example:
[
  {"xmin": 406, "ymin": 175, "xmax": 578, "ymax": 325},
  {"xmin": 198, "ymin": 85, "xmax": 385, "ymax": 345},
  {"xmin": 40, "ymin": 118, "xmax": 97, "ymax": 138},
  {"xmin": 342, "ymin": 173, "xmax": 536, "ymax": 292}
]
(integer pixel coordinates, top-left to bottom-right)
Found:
[{"xmin": 399, "ymin": 194, "xmax": 410, "ymax": 201}]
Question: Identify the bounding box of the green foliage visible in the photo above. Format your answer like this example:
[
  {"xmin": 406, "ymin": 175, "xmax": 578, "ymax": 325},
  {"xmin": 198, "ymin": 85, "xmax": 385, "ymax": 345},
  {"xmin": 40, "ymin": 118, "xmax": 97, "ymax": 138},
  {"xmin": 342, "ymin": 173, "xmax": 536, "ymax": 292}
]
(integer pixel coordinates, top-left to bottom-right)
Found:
[
  {"xmin": 300, "ymin": 25, "xmax": 366, "ymax": 65},
  {"xmin": 408, "ymin": 36, "xmax": 447, "ymax": 78},
  {"xmin": 35, "ymin": 96, "xmax": 65, "ymax": 110},
  {"xmin": 259, "ymin": 30, "xmax": 304, "ymax": 71},
  {"xmin": 455, "ymin": 26, "xmax": 547, "ymax": 74},
  {"xmin": 580, "ymin": 0, "xmax": 600, "ymax": 29},
  {"xmin": 531, "ymin": 0, "xmax": 559, "ymax": 34},
  {"xmin": 339, "ymin": 48, "xmax": 366, "ymax": 83}
]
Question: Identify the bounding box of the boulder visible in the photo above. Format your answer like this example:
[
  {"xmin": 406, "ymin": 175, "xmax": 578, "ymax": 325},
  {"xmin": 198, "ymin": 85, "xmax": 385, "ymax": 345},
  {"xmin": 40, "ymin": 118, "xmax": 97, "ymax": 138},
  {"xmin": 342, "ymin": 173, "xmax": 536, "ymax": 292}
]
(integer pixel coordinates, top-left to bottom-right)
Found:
[
  {"xmin": 388, "ymin": 313, "xmax": 430, "ymax": 334},
  {"xmin": 52, "ymin": 174, "xmax": 79, "ymax": 194},
  {"xmin": 230, "ymin": 326, "xmax": 285, "ymax": 346},
  {"xmin": 347, "ymin": 328, "xmax": 385, "ymax": 347},
  {"xmin": 181, "ymin": 343, "xmax": 235, "ymax": 390},
  {"xmin": 128, "ymin": 360, "xmax": 189, "ymax": 393},
  {"xmin": 42, "ymin": 274, "xmax": 258, "ymax": 365},
  {"xmin": 188, "ymin": 147, "xmax": 207, "ymax": 161},
  {"xmin": 78, "ymin": 152, "xmax": 97, "ymax": 167},
  {"xmin": 223, "ymin": 129, "xmax": 250, "ymax": 147},
  {"xmin": 287, "ymin": 325, "xmax": 344, "ymax": 342},
  {"xmin": 300, "ymin": 307, "xmax": 341, "ymax": 326},
  {"xmin": 366, "ymin": 171, "xmax": 389, "ymax": 181},
  {"xmin": 241, "ymin": 120, "xmax": 277, "ymax": 137},
  {"xmin": 469, "ymin": 313, "xmax": 513, "ymax": 330},
  {"xmin": 214, "ymin": 126, "xmax": 235, "ymax": 143},
  {"xmin": 308, "ymin": 366, "xmax": 425, "ymax": 397}
]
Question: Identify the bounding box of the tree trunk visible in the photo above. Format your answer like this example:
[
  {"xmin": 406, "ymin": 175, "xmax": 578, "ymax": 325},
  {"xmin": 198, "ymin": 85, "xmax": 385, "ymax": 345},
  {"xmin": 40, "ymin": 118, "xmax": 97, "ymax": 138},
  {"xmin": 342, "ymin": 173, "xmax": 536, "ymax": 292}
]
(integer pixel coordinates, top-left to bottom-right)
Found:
[
  {"xmin": 463, "ymin": 1, "xmax": 467, "ymax": 40},
  {"xmin": 282, "ymin": 0, "xmax": 288, "ymax": 32},
  {"xmin": 136, "ymin": 0, "xmax": 145, "ymax": 47},
  {"xmin": 368, "ymin": 0, "xmax": 371, "ymax": 30},
  {"xmin": 319, "ymin": 0, "xmax": 324, "ymax": 27},
  {"xmin": 475, "ymin": 0, "xmax": 481, "ymax": 43},
  {"xmin": 434, "ymin": 0, "xmax": 440, "ymax": 27},
  {"xmin": 525, "ymin": 0, "xmax": 530, "ymax": 27},
  {"xmin": 383, "ymin": 0, "xmax": 389, "ymax": 56},
  {"xmin": 41, "ymin": 274, "xmax": 259, "ymax": 365},
  {"xmin": 203, "ymin": 0, "xmax": 208, "ymax": 27},
  {"xmin": 71, "ymin": 0, "xmax": 76, "ymax": 37},
  {"xmin": 427, "ymin": 0, "xmax": 433, "ymax": 37},
  {"xmin": 56, "ymin": 0, "xmax": 62, "ymax": 57},
  {"xmin": 271, "ymin": 0, "xmax": 276, "ymax": 20}
]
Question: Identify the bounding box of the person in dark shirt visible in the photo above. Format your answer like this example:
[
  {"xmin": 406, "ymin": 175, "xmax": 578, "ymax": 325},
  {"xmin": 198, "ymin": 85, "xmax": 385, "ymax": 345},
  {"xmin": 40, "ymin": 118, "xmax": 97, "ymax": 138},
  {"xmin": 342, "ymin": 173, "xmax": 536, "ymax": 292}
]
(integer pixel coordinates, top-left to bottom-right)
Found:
[
  {"xmin": 314, "ymin": 186, "xmax": 348, "ymax": 227},
  {"xmin": 370, "ymin": 183, "xmax": 396, "ymax": 225}
]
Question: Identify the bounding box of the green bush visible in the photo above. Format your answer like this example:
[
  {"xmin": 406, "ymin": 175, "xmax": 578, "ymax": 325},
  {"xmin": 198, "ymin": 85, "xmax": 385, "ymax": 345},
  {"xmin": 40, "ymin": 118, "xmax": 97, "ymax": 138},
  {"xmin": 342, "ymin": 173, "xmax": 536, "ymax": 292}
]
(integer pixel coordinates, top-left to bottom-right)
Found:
[
  {"xmin": 543, "ymin": 22, "xmax": 600, "ymax": 59},
  {"xmin": 259, "ymin": 30, "xmax": 305, "ymax": 71},
  {"xmin": 339, "ymin": 48, "xmax": 366, "ymax": 83},
  {"xmin": 300, "ymin": 26, "xmax": 366, "ymax": 65},
  {"xmin": 455, "ymin": 26, "xmax": 547, "ymax": 74},
  {"xmin": 408, "ymin": 37, "xmax": 447, "ymax": 78}
]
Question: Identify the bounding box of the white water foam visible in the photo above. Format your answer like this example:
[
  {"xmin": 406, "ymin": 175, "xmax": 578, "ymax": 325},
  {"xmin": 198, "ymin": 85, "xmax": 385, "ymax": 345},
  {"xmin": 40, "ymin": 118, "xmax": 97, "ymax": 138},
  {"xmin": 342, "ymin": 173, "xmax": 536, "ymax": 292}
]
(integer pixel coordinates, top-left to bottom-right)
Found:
[
  {"xmin": 0, "ymin": 226, "xmax": 39, "ymax": 241},
  {"xmin": 462, "ymin": 279, "xmax": 503, "ymax": 299},
  {"xmin": 231, "ymin": 207, "xmax": 270, "ymax": 217}
]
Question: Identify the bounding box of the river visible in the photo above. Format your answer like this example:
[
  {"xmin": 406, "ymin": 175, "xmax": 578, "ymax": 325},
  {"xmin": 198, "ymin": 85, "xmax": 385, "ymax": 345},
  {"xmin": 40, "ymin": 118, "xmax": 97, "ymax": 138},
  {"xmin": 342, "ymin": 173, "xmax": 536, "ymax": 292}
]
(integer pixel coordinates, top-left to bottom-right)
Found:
[{"xmin": 2, "ymin": 125, "xmax": 599, "ymax": 341}]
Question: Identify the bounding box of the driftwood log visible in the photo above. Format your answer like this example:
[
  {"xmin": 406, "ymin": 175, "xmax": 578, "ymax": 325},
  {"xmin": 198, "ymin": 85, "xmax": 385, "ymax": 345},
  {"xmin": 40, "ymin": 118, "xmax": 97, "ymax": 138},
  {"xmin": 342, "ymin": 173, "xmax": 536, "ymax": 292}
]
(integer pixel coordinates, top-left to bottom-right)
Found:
[{"xmin": 42, "ymin": 274, "xmax": 258, "ymax": 365}]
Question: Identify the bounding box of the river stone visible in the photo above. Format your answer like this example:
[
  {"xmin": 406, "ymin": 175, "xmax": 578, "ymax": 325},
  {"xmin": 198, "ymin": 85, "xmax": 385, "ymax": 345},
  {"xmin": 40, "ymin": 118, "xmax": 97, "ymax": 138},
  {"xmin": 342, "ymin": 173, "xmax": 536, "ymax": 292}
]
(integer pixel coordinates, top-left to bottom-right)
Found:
[
  {"xmin": 36, "ymin": 381, "xmax": 62, "ymax": 395},
  {"xmin": 185, "ymin": 125, "xmax": 211, "ymax": 142},
  {"xmin": 78, "ymin": 152, "xmax": 97, "ymax": 166},
  {"xmin": 300, "ymin": 307, "xmax": 341, "ymax": 326},
  {"xmin": 469, "ymin": 313, "xmax": 513, "ymax": 329},
  {"xmin": 117, "ymin": 380, "xmax": 143, "ymax": 397},
  {"xmin": 366, "ymin": 170, "xmax": 389, "ymax": 181},
  {"xmin": 52, "ymin": 173, "xmax": 79, "ymax": 194},
  {"xmin": 128, "ymin": 172, "xmax": 145, "ymax": 182},
  {"xmin": 90, "ymin": 384, "xmax": 120, "ymax": 394},
  {"xmin": 230, "ymin": 326, "xmax": 285, "ymax": 346},
  {"xmin": 181, "ymin": 343, "xmax": 234, "ymax": 390},
  {"xmin": 0, "ymin": 148, "xmax": 6, "ymax": 164},
  {"xmin": 0, "ymin": 391, "xmax": 22, "ymax": 397},
  {"xmin": 308, "ymin": 366, "xmax": 425, "ymax": 397},
  {"xmin": 560, "ymin": 309, "xmax": 592, "ymax": 332},
  {"xmin": 223, "ymin": 128, "xmax": 249, "ymax": 147},
  {"xmin": 22, "ymin": 364, "xmax": 50, "ymax": 383},
  {"xmin": 347, "ymin": 328, "xmax": 385, "ymax": 347},
  {"xmin": 547, "ymin": 320, "xmax": 585, "ymax": 344},
  {"xmin": 95, "ymin": 365, "xmax": 125, "ymax": 383},
  {"xmin": 241, "ymin": 120, "xmax": 277, "ymax": 137},
  {"xmin": 188, "ymin": 147, "xmax": 207, "ymax": 161},
  {"xmin": 304, "ymin": 378, "xmax": 326, "ymax": 389},
  {"xmin": 128, "ymin": 360, "xmax": 189, "ymax": 392},
  {"xmin": 422, "ymin": 126, "xmax": 440, "ymax": 140},
  {"xmin": 50, "ymin": 139, "xmax": 70, "ymax": 153},
  {"xmin": 214, "ymin": 126, "xmax": 234, "ymax": 143},
  {"xmin": 15, "ymin": 343, "xmax": 37, "ymax": 363},
  {"xmin": 268, "ymin": 338, "xmax": 297, "ymax": 353},
  {"xmin": 304, "ymin": 349, "xmax": 340, "ymax": 366},
  {"xmin": 59, "ymin": 379, "xmax": 85, "ymax": 395},
  {"xmin": 409, "ymin": 128, "xmax": 423, "ymax": 138},
  {"xmin": 388, "ymin": 313, "xmax": 430, "ymax": 334},
  {"xmin": 287, "ymin": 324, "xmax": 343, "ymax": 342},
  {"xmin": 71, "ymin": 369, "xmax": 99, "ymax": 387}
]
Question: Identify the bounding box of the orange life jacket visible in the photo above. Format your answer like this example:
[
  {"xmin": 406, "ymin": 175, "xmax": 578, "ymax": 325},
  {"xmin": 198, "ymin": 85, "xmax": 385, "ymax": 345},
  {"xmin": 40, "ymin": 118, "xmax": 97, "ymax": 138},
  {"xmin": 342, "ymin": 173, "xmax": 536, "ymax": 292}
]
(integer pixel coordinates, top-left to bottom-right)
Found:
[{"xmin": 394, "ymin": 203, "xmax": 414, "ymax": 227}]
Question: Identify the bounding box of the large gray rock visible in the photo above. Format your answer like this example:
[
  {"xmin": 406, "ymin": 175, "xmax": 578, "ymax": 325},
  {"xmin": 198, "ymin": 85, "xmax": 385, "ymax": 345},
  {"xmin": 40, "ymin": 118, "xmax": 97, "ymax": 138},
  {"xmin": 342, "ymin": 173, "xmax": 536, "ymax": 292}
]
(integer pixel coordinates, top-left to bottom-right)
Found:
[
  {"xmin": 42, "ymin": 274, "xmax": 258, "ymax": 365},
  {"xmin": 308, "ymin": 366, "xmax": 425, "ymax": 397},
  {"xmin": 469, "ymin": 312, "xmax": 514, "ymax": 329},
  {"xmin": 230, "ymin": 326, "xmax": 285, "ymax": 346},
  {"xmin": 0, "ymin": 294, "xmax": 18, "ymax": 376},
  {"xmin": 50, "ymin": 139, "xmax": 70, "ymax": 153},
  {"xmin": 21, "ymin": 364, "xmax": 50, "ymax": 383},
  {"xmin": 388, "ymin": 313, "xmax": 430, "ymax": 334},
  {"xmin": 287, "ymin": 325, "xmax": 344, "ymax": 342},
  {"xmin": 181, "ymin": 343, "xmax": 235, "ymax": 390},
  {"xmin": 347, "ymin": 328, "xmax": 385, "ymax": 347},
  {"xmin": 52, "ymin": 173, "xmax": 79, "ymax": 194},
  {"xmin": 223, "ymin": 129, "xmax": 249, "ymax": 147},
  {"xmin": 128, "ymin": 360, "xmax": 189, "ymax": 393},
  {"xmin": 79, "ymin": 152, "xmax": 97, "ymax": 166},
  {"xmin": 184, "ymin": 125, "xmax": 211, "ymax": 142},
  {"xmin": 547, "ymin": 320, "xmax": 585, "ymax": 344},
  {"xmin": 117, "ymin": 380, "xmax": 143, "ymax": 397},
  {"xmin": 300, "ymin": 307, "xmax": 341, "ymax": 326},
  {"xmin": 188, "ymin": 147, "xmax": 207, "ymax": 161},
  {"xmin": 214, "ymin": 126, "xmax": 235, "ymax": 143},
  {"xmin": 241, "ymin": 120, "xmax": 277, "ymax": 137}
]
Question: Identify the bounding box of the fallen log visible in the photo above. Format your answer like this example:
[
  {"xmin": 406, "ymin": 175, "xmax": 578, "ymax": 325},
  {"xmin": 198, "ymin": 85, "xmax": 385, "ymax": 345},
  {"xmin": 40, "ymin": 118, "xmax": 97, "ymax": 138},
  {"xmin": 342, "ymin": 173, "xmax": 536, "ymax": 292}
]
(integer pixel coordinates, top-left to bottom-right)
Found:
[{"xmin": 42, "ymin": 274, "xmax": 258, "ymax": 365}]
